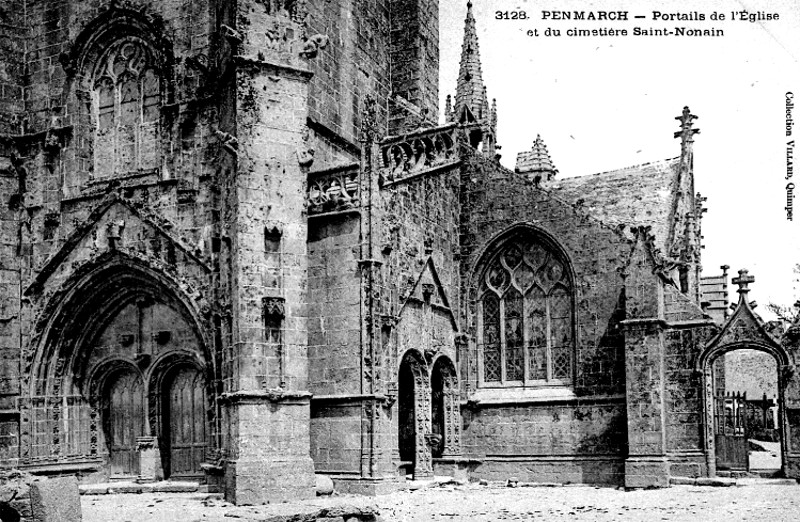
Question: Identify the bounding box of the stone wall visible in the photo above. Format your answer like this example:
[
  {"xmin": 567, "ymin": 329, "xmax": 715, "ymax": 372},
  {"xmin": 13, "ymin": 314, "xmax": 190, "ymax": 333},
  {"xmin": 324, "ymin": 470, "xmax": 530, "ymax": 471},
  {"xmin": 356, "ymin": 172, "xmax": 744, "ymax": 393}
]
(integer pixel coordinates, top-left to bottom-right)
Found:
[
  {"xmin": 307, "ymin": 212, "xmax": 363, "ymax": 475},
  {"xmin": 456, "ymin": 150, "xmax": 630, "ymax": 484},
  {"xmin": 388, "ymin": 0, "xmax": 439, "ymax": 134},
  {"xmin": 306, "ymin": 0, "xmax": 389, "ymax": 170},
  {"xmin": 0, "ymin": 2, "xmax": 24, "ymax": 134},
  {"xmin": 459, "ymin": 151, "xmax": 628, "ymax": 397}
]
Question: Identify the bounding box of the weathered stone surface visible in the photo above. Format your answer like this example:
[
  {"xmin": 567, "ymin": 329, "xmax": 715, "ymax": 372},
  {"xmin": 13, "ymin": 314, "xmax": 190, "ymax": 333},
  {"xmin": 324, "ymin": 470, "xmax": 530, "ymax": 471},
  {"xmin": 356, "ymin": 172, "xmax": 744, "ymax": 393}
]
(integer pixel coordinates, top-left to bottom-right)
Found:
[
  {"xmin": 315, "ymin": 475, "xmax": 334, "ymax": 496},
  {"xmin": 29, "ymin": 476, "xmax": 82, "ymax": 522},
  {"xmin": 77, "ymin": 485, "xmax": 109, "ymax": 496}
]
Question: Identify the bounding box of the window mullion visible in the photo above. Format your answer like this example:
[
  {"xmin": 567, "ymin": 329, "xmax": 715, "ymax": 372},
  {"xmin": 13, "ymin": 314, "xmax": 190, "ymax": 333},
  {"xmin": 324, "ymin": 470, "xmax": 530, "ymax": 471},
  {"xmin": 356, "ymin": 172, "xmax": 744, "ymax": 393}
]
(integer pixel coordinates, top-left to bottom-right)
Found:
[
  {"xmin": 477, "ymin": 299, "xmax": 484, "ymax": 387},
  {"xmin": 499, "ymin": 297, "xmax": 506, "ymax": 384},
  {"xmin": 522, "ymin": 290, "xmax": 529, "ymax": 386},
  {"xmin": 545, "ymin": 294, "xmax": 552, "ymax": 381},
  {"xmin": 114, "ymin": 80, "xmax": 121, "ymax": 175}
]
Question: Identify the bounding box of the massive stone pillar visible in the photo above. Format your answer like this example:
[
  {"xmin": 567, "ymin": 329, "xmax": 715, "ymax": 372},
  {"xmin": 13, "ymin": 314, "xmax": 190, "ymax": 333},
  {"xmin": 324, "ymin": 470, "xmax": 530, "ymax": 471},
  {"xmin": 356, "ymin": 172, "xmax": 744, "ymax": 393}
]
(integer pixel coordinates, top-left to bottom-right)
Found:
[
  {"xmin": 622, "ymin": 320, "xmax": 669, "ymax": 488},
  {"xmin": 621, "ymin": 231, "xmax": 669, "ymax": 488},
  {"xmin": 218, "ymin": 0, "xmax": 318, "ymax": 504}
]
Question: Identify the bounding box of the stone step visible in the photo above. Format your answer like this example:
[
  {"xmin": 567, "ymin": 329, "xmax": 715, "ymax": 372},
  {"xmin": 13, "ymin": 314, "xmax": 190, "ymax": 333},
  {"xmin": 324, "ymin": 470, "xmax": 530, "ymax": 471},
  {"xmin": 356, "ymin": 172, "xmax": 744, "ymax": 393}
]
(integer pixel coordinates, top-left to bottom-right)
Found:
[
  {"xmin": 671, "ymin": 475, "xmax": 798, "ymax": 487},
  {"xmin": 736, "ymin": 477, "xmax": 799, "ymax": 486},
  {"xmin": 78, "ymin": 480, "xmax": 220, "ymax": 496},
  {"xmin": 717, "ymin": 469, "xmax": 784, "ymax": 479},
  {"xmin": 669, "ymin": 476, "xmax": 736, "ymax": 487}
]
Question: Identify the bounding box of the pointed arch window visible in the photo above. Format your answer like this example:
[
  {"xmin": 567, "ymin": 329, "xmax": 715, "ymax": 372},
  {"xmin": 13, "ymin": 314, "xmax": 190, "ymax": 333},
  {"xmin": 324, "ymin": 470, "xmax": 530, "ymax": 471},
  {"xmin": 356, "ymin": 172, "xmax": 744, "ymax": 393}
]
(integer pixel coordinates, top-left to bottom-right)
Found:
[
  {"xmin": 479, "ymin": 239, "xmax": 574, "ymax": 385},
  {"xmin": 92, "ymin": 39, "xmax": 161, "ymax": 180}
]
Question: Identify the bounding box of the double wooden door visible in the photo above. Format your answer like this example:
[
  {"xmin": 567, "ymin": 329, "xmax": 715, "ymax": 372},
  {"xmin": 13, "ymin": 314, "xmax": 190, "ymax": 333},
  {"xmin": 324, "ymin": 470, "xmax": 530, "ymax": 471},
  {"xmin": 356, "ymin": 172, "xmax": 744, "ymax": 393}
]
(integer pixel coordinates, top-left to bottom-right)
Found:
[{"xmin": 105, "ymin": 366, "xmax": 207, "ymax": 478}]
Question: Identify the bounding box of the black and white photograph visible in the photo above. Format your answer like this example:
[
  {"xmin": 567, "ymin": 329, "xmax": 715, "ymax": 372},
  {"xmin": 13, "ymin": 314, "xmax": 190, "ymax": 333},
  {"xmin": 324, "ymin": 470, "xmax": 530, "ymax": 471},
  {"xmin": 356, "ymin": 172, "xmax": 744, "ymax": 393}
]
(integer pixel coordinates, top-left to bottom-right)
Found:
[{"xmin": 0, "ymin": 0, "xmax": 798, "ymax": 520}]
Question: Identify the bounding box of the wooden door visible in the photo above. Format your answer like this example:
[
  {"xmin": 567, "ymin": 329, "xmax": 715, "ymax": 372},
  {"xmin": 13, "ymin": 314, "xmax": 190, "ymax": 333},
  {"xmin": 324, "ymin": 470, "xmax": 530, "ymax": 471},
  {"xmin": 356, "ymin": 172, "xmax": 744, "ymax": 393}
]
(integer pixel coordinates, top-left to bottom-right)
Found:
[
  {"xmin": 165, "ymin": 367, "xmax": 208, "ymax": 478},
  {"xmin": 106, "ymin": 370, "xmax": 145, "ymax": 476},
  {"xmin": 714, "ymin": 392, "xmax": 749, "ymax": 471}
]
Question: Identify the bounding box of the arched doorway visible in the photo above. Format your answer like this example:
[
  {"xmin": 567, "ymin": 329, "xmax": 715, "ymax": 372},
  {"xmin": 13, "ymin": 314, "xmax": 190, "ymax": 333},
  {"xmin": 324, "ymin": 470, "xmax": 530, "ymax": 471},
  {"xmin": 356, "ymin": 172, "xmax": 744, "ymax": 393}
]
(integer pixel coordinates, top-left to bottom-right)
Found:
[
  {"xmin": 431, "ymin": 356, "xmax": 460, "ymax": 459},
  {"xmin": 29, "ymin": 257, "xmax": 215, "ymax": 479},
  {"xmin": 162, "ymin": 365, "xmax": 208, "ymax": 478},
  {"xmin": 709, "ymin": 348, "xmax": 782, "ymax": 474},
  {"xmin": 398, "ymin": 350, "xmax": 433, "ymax": 480},
  {"xmin": 102, "ymin": 366, "xmax": 145, "ymax": 476},
  {"xmin": 696, "ymin": 272, "xmax": 791, "ymax": 478}
]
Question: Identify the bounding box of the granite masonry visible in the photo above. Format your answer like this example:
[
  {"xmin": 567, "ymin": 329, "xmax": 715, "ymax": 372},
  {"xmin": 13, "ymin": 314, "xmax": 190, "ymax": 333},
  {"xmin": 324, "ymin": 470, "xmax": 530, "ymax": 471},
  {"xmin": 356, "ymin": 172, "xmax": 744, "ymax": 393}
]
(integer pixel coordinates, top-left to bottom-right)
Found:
[{"xmin": 0, "ymin": 0, "xmax": 799, "ymax": 506}]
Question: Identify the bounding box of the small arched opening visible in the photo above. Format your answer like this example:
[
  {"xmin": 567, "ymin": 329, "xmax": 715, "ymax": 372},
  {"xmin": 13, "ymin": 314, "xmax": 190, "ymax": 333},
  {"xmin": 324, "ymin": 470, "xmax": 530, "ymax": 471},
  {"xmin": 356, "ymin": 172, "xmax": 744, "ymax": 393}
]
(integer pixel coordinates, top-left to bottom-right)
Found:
[{"xmin": 397, "ymin": 350, "xmax": 433, "ymax": 480}]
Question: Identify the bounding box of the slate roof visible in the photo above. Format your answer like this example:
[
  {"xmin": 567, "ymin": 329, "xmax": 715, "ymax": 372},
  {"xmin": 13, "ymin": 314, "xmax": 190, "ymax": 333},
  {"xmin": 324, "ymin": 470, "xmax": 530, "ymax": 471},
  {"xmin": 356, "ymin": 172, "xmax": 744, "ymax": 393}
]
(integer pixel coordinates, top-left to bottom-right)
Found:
[{"xmin": 545, "ymin": 157, "xmax": 681, "ymax": 250}]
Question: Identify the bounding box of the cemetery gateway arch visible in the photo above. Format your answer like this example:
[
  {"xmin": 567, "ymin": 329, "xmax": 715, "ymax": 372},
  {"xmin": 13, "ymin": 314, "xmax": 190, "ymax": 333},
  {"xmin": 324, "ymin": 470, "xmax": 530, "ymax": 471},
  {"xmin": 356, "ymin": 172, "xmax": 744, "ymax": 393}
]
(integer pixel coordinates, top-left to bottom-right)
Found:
[{"xmin": 696, "ymin": 270, "xmax": 793, "ymax": 477}]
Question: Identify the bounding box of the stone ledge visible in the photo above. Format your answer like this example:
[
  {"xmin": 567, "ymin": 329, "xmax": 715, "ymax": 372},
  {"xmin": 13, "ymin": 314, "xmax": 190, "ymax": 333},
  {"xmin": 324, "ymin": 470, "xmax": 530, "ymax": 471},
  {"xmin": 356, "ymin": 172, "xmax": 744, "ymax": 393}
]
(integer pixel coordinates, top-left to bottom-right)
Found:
[
  {"xmin": 79, "ymin": 481, "xmax": 206, "ymax": 495},
  {"xmin": 462, "ymin": 388, "xmax": 626, "ymax": 407},
  {"xmin": 218, "ymin": 389, "xmax": 313, "ymax": 405},
  {"xmin": 221, "ymin": 502, "xmax": 380, "ymax": 522},
  {"xmin": 669, "ymin": 476, "xmax": 737, "ymax": 487}
]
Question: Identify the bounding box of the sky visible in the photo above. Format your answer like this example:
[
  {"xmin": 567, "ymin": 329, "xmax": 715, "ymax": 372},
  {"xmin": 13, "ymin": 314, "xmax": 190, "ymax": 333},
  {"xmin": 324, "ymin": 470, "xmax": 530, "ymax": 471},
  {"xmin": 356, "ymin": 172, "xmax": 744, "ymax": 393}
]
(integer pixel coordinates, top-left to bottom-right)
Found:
[{"xmin": 438, "ymin": 0, "xmax": 800, "ymax": 319}]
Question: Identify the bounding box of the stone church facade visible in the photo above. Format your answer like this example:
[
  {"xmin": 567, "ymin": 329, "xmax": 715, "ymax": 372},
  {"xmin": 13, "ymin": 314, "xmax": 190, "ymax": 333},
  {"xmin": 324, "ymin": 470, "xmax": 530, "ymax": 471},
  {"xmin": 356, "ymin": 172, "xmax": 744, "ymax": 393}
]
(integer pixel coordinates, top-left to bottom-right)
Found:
[{"xmin": 0, "ymin": 0, "xmax": 799, "ymax": 505}]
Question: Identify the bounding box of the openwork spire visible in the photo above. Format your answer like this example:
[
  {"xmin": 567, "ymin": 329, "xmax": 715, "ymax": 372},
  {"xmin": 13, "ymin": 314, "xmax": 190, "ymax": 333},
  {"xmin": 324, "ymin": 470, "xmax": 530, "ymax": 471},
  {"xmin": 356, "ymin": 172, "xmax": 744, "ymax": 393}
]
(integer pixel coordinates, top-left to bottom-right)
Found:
[
  {"xmin": 454, "ymin": 1, "xmax": 487, "ymax": 123},
  {"xmin": 515, "ymin": 135, "xmax": 558, "ymax": 183},
  {"xmin": 449, "ymin": 1, "xmax": 497, "ymax": 155}
]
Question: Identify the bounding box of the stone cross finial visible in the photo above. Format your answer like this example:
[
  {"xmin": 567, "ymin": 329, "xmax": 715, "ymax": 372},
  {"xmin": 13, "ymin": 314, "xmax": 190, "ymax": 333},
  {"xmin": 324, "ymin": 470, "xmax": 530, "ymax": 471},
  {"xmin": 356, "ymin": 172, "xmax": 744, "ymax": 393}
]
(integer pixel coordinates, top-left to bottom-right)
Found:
[
  {"xmin": 674, "ymin": 106, "xmax": 700, "ymax": 143},
  {"xmin": 732, "ymin": 269, "xmax": 755, "ymax": 295}
]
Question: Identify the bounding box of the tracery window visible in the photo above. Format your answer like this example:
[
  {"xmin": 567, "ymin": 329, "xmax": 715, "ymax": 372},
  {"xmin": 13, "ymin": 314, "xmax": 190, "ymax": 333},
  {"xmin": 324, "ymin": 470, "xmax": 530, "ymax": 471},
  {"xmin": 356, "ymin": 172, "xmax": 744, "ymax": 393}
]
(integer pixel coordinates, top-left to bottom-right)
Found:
[
  {"xmin": 92, "ymin": 39, "xmax": 161, "ymax": 179},
  {"xmin": 479, "ymin": 238, "xmax": 574, "ymax": 385}
]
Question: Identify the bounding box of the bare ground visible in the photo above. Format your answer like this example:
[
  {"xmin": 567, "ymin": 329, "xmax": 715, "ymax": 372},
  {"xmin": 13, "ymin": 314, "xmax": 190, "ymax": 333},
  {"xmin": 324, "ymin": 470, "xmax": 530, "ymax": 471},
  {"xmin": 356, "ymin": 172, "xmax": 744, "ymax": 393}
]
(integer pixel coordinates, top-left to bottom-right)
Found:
[{"xmin": 82, "ymin": 480, "xmax": 800, "ymax": 522}]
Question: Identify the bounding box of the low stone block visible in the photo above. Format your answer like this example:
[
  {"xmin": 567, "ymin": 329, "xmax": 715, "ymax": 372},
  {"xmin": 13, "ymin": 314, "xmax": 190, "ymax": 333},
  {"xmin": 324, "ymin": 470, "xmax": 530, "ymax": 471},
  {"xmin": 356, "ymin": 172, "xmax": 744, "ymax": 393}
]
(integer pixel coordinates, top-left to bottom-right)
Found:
[
  {"xmin": 316, "ymin": 474, "xmax": 334, "ymax": 496},
  {"xmin": 29, "ymin": 476, "xmax": 82, "ymax": 522},
  {"xmin": 108, "ymin": 484, "xmax": 142, "ymax": 494},
  {"xmin": 78, "ymin": 484, "xmax": 109, "ymax": 495},
  {"xmin": 624, "ymin": 458, "xmax": 670, "ymax": 489},
  {"xmin": 669, "ymin": 476, "xmax": 696, "ymax": 486},
  {"xmin": 695, "ymin": 477, "xmax": 736, "ymax": 487},
  {"xmin": 154, "ymin": 482, "xmax": 198, "ymax": 493}
]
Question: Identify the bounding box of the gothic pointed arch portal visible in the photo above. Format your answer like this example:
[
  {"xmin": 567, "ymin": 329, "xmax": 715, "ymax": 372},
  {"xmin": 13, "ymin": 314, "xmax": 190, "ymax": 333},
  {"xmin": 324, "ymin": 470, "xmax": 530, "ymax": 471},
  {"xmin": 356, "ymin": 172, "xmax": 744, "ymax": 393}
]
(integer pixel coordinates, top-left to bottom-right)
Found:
[
  {"xmin": 696, "ymin": 270, "xmax": 793, "ymax": 478},
  {"xmin": 398, "ymin": 350, "xmax": 433, "ymax": 480},
  {"xmin": 28, "ymin": 258, "xmax": 214, "ymax": 479}
]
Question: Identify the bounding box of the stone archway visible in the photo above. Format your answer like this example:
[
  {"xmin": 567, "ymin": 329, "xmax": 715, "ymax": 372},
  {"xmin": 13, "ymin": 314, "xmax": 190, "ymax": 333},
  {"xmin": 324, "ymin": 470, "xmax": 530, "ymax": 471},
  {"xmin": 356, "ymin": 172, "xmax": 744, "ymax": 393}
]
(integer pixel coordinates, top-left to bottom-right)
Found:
[
  {"xmin": 696, "ymin": 270, "xmax": 792, "ymax": 478},
  {"xmin": 398, "ymin": 350, "xmax": 433, "ymax": 480},
  {"xmin": 27, "ymin": 257, "xmax": 214, "ymax": 478},
  {"xmin": 700, "ymin": 344, "xmax": 788, "ymax": 476},
  {"xmin": 431, "ymin": 355, "xmax": 461, "ymax": 458}
]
